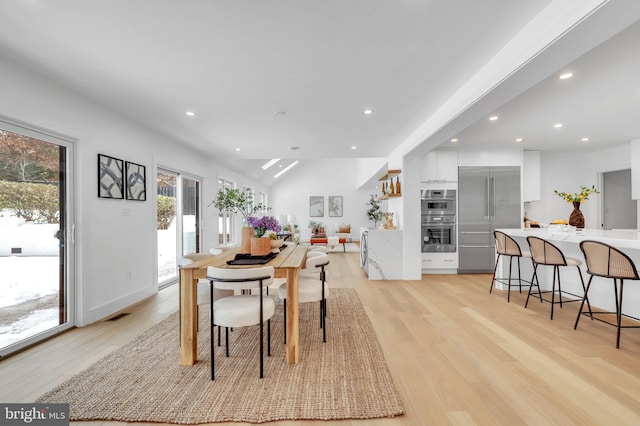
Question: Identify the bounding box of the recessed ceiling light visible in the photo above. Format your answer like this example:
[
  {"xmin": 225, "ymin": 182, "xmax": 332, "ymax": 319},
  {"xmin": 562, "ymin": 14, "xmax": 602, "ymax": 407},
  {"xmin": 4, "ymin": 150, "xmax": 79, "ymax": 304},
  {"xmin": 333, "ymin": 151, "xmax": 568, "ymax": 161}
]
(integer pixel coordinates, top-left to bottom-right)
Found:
[
  {"xmin": 235, "ymin": 147, "xmax": 241, "ymax": 151},
  {"xmin": 553, "ymin": 123, "xmax": 563, "ymax": 128},
  {"xmin": 450, "ymin": 138, "xmax": 458, "ymax": 143},
  {"xmin": 185, "ymin": 111, "xmax": 195, "ymax": 116},
  {"xmin": 261, "ymin": 159, "xmax": 280, "ymax": 170},
  {"xmin": 274, "ymin": 160, "xmax": 299, "ymax": 178},
  {"xmin": 559, "ymin": 72, "xmax": 574, "ymax": 80},
  {"xmin": 489, "ymin": 115, "xmax": 498, "ymax": 121},
  {"xmin": 351, "ymin": 146, "xmax": 357, "ymax": 150},
  {"xmin": 363, "ymin": 109, "xmax": 373, "ymax": 115},
  {"xmin": 581, "ymin": 137, "xmax": 589, "ymax": 142},
  {"xmin": 515, "ymin": 138, "xmax": 524, "ymax": 143}
]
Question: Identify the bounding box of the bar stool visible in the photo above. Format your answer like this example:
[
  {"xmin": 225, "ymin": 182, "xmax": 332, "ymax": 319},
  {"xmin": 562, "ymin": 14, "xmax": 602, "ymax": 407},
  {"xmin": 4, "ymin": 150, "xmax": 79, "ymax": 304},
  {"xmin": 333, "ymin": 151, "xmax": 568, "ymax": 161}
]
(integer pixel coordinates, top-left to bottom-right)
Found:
[
  {"xmin": 490, "ymin": 231, "xmax": 532, "ymax": 302},
  {"xmin": 574, "ymin": 240, "xmax": 640, "ymax": 348},
  {"xmin": 525, "ymin": 236, "xmax": 589, "ymax": 320}
]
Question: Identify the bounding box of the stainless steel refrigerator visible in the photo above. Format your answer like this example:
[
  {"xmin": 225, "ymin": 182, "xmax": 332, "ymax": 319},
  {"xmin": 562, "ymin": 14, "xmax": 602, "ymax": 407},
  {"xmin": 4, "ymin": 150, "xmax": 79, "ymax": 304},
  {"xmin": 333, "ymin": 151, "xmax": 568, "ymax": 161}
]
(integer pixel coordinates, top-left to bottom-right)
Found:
[{"xmin": 458, "ymin": 166, "xmax": 521, "ymax": 273}]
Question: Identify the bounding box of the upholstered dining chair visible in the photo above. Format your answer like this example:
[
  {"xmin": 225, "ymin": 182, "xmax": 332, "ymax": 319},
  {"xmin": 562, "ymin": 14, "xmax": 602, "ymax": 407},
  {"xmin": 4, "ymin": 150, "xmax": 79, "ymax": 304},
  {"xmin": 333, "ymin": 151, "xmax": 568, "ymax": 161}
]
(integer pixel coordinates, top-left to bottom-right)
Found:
[
  {"xmin": 178, "ymin": 248, "xmax": 233, "ymax": 331},
  {"xmin": 207, "ymin": 265, "xmax": 276, "ymax": 380},
  {"xmin": 490, "ymin": 231, "xmax": 532, "ymax": 302},
  {"xmin": 575, "ymin": 240, "xmax": 640, "ymax": 348},
  {"xmin": 525, "ymin": 236, "xmax": 589, "ymax": 320},
  {"xmin": 278, "ymin": 252, "xmax": 330, "ymax": 343}
]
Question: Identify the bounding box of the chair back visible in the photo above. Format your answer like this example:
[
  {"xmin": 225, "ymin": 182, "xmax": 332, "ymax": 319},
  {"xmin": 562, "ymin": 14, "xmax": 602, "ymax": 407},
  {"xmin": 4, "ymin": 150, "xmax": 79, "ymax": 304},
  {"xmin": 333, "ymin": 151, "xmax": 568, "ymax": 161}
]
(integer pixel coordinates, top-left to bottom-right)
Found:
[
  {"xmin": 207, "ymin": 266, "xmax": 275, "ymax": 290},
  {"xmin": 580, "ymin": 240, "xmax": 639, "ymax": 280},
  {"xmin": 527, "ymin": 236, "xmax": 567, "ymax": 266},
  {"xmin": 494, "ymin": 231, "xmax": 522, "ymax": 256},
  {"xmin": 306, "ymin": 250, "xmax": 326, "ymax": 259},
  {"xmin": 177, "ymin": 257, "xmax": 193, "ymax": 267},
  {"xmin": 305, "ymin": 253, "xmax": 330, "ymax": 272}
]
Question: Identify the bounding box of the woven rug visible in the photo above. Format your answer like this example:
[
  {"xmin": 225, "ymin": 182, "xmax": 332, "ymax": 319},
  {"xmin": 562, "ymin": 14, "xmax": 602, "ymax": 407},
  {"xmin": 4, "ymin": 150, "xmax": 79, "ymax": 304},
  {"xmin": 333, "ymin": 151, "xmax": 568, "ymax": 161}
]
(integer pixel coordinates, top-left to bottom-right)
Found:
[{"xmin": 37, "ymin": 288, "xmax": 404, "ymax": 424}]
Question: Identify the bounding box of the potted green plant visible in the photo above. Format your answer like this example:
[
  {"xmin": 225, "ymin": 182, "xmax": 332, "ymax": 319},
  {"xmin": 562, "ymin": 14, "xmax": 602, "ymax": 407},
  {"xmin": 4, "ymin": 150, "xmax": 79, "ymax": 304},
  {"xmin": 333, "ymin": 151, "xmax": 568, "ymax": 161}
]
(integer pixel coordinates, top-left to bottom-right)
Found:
[
  {"xmin": 366, "ymin": 194, "xmax": 383, "ymax": 228},
  {"xmin": 210, "ymin": 187, "xmax": 266, "ymax": 221},
  {"xmin": 308, "ymin": 220, "xmax": 324, "ymax": 235},
  {"xmin": 210, "ymin": 187, "xmax": 269, "ymax": 253}
]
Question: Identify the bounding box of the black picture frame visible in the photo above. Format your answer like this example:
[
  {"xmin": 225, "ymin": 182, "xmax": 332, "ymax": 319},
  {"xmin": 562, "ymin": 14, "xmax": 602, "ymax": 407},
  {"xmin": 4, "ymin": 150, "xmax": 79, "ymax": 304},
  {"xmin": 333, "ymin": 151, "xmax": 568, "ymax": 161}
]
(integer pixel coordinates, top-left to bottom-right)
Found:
[
  {"xmin": 98, "ymin": 154, "xmax": 124, "ymax": 199},
  {"xmin": 125, "ymin": 161, "xmax": 147, "ymax": 201}
]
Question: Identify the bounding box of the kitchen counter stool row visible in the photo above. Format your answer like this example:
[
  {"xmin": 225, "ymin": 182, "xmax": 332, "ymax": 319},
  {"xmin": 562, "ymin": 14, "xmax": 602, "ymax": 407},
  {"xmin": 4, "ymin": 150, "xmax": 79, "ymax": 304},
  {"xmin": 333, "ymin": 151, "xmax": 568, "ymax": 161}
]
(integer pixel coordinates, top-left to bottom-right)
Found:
[{"xmin": 491, "ymin": 230, "xmax": 640, "ymax": 348}]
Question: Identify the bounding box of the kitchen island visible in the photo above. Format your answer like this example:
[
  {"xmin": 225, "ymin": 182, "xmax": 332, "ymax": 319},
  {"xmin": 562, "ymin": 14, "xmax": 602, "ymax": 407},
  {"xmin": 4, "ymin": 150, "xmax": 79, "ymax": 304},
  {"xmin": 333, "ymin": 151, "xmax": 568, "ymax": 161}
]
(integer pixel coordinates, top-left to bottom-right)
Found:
[{"xmin": 496, "ymin": 228, "xmax": 640, "ymax": 320}]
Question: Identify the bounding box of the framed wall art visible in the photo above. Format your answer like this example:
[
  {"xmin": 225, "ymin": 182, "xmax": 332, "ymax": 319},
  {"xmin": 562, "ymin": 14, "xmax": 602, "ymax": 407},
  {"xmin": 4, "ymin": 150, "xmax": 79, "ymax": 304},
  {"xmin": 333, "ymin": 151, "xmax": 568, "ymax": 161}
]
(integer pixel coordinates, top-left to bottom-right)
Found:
[
  {"xmin": 98, "ymin": 154, "xmax": 124, "ymax": 199},
  {"xmin": 309, "ymin": 196, "xmax": 324, "ymax": 217},
  {"xmin": 328, "ymin": 195, "xmax": 343, "ymax": 217},
  {"xmin": 126, "ymin": 161, "xmax": 147, "ymax": 201}
]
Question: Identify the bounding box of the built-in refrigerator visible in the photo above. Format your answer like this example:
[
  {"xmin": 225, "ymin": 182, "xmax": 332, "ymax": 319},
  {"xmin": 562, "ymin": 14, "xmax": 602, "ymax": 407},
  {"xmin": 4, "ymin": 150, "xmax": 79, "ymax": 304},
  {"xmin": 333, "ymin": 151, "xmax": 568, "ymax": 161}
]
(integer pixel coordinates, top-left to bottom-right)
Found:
[{"xmin": 458, "ymin": 166, "xmax": 521, "ymax": 273}]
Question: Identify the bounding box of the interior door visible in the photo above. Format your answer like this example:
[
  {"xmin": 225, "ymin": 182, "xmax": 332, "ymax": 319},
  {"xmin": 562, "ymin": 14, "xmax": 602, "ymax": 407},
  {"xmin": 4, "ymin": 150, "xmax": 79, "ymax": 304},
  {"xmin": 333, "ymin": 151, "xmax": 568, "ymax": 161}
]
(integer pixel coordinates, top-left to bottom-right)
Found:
[{"xmin": 602, "ymin": 169, "xmax": 636, "ymax": 229}]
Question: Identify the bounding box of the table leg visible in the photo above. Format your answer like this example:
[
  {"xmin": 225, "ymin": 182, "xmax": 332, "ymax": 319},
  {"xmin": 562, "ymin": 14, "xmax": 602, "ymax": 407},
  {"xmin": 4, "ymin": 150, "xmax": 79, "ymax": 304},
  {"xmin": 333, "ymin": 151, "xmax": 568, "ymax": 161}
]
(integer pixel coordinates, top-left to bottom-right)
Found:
[
  {"xmin": 179, "ymin": 268, "xmax": 198, "ymax": 365},
  {"xmin": 285, "ymin": 268, "xmax": 300, "ymax": 364}
]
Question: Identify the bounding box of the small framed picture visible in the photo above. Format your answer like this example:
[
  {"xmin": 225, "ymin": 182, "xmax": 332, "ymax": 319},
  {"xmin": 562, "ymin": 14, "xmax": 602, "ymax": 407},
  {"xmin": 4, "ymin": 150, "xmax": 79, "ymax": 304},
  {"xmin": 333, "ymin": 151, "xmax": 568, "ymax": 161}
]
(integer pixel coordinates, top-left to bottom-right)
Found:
[
  {"xmin": 98, "ymin": 154, "xmax": 124, "ymax": 199},
  {"xmin": 328, "ymin": 196, "xmax": 343, "ymax": 217},
  {"xmin": 125, "ymin": 161, "xmax": 146, "ymax": 201},
  {"xmin": 309, "ymin": 196, "xmax": 324, "ymax": 217}
]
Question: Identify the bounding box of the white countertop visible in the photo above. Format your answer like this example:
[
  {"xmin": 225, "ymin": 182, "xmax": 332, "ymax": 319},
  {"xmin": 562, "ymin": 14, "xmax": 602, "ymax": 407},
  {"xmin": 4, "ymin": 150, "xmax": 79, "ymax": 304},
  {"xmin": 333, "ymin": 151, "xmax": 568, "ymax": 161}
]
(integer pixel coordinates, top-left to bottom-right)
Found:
[{"xmin": 497, "ymin": 228, "xmax": 640, "ymax": 250}]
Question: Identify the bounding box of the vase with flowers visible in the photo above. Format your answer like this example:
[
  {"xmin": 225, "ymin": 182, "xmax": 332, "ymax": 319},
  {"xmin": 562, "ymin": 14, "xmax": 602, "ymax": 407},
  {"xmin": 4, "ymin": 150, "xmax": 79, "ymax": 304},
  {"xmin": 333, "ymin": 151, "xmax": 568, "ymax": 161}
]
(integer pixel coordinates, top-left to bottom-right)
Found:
[
  {"xmin": 554, "ymin": 185, "xmax": 600, "ymax": 228},
  {"xmin": 247, "ymin": 216, "xmax": 282, "ymax": 256}
]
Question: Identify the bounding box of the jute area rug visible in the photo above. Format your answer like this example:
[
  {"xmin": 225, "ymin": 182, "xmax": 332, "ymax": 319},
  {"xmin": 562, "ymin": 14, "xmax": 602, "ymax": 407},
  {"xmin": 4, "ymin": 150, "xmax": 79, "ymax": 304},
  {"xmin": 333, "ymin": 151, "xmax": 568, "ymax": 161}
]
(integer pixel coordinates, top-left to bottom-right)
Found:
[{"xmin": 37, "ymin": 288, "xmax": 404, "ymax": 424}]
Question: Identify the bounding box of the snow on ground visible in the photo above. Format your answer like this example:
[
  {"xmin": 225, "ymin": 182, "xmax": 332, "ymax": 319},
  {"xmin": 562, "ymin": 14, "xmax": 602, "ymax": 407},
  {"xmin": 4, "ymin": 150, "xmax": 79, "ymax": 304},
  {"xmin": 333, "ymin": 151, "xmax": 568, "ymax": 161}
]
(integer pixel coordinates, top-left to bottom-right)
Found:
[
  {"xmin": 1, "ymin": 210, "xmax": 61, "ymax": 348},
  {"xmin": 0, "ymin": 256, "xmax": 59, "ymax": 308}
]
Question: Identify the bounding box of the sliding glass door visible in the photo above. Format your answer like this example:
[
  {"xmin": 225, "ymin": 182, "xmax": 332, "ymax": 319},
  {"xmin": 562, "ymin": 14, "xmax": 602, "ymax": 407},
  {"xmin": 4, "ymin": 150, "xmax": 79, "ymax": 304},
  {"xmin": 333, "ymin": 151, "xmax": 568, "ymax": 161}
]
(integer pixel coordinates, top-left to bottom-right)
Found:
[
  {"xmin": 157, "ymin": 169, "xmax": 201, "ymax": 287},
  {"xmin": 0, "ymin": 121, "xmax": 74, "ymax": 357}
]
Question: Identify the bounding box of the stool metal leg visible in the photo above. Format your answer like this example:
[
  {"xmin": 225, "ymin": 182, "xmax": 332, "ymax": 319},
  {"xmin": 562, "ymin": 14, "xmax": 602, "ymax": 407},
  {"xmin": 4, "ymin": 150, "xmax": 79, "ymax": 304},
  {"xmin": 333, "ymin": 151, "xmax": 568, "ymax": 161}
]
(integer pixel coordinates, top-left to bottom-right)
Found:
[
  {"xmin": 574, "ymin": 275, "xmax": 595, "ymax": 330},
  {"xmin": 616, "ymin": 279, "xmax": 624, "ymax": 348}
]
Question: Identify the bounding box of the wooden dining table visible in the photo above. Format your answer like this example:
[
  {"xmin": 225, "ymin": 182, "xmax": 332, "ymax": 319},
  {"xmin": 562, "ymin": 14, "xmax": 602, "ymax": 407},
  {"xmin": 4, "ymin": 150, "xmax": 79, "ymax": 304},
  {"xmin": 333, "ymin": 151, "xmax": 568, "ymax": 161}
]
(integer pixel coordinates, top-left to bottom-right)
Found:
[{"xmin": 178, "ymin": 243, "xmax": 309, "ymax": 365}]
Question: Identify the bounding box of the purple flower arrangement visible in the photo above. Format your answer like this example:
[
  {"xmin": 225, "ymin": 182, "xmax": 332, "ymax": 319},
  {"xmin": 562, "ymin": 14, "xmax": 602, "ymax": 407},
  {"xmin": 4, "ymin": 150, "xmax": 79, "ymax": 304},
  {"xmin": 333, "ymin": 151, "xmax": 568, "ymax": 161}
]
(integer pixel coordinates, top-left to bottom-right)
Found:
[{"xmin": 247, "ymin": 216, "xmax": 282, "ymax": 238}]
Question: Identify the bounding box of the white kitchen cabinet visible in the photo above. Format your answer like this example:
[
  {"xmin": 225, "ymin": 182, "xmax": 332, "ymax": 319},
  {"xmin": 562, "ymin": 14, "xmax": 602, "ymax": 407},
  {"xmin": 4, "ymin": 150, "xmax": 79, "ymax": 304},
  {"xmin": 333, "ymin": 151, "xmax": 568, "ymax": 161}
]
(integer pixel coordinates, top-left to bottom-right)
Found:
[
  {"xmin": 421, "ymin": 151, "xmax": 458, "ymax": 183},
  {"xmin": 421, "ymin": 252, "xmax": 458, "ymax": 274},
  {"xmin": 523, "ymin": 150, "xmax": 541, "ymax": 202},
  {"xmin": 362, "ymin": 229, "xmax": 404, "ymax": 280}
]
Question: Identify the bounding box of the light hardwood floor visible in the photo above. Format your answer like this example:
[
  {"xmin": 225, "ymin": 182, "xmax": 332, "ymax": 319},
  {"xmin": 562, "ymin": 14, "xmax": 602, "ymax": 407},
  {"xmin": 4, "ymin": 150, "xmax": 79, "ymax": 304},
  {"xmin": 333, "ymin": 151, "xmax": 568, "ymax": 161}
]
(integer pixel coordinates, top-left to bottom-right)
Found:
[{"xmin": 2, "ymin": 250, "xmax": 640, "ymax": 425}]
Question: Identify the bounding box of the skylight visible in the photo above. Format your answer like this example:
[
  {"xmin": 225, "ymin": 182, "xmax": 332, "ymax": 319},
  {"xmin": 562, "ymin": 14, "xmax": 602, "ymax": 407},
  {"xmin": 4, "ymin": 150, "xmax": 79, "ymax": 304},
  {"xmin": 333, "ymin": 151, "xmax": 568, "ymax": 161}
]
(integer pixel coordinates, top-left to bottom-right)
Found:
[
  {"xmin": 274, "ymin": 160, "xmax": 299, "ymax": 178},
  {"xmin": 261, "ymin": 159, "xmax": 280, "ymax": 170}
]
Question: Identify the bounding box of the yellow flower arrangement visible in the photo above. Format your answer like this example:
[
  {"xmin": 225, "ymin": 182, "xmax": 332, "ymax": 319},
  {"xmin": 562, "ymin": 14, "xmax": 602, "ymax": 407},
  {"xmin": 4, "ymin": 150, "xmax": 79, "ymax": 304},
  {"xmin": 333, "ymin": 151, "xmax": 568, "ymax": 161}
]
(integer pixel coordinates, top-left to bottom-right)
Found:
[{"xmin": 554, "ymin": 185, "xmax": 599, "ymax": 203}]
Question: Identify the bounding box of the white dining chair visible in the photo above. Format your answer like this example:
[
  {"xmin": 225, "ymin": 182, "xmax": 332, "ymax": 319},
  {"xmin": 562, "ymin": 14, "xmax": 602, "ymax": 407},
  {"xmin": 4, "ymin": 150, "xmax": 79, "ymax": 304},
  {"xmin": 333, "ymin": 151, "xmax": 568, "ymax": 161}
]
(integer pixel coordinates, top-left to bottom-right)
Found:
[
  {"xmin": 278, "ymin": 253, "xmax": 330, "ymax": 343},
  {"xmin": 207, "ymin": 265, "xmax": 276, "ymax": 380}
]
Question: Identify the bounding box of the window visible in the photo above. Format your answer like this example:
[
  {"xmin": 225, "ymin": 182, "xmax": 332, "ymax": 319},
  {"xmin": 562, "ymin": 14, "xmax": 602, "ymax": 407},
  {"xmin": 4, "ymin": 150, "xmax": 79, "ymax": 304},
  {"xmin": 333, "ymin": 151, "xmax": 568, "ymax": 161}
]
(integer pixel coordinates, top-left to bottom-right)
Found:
[
  {"xmin": 218, "ymin": 178, "xmax": 234, "ymax": 244},
  {"xmin": 257, "ymin": 190, "xmax": 268, "ymax": 215}
]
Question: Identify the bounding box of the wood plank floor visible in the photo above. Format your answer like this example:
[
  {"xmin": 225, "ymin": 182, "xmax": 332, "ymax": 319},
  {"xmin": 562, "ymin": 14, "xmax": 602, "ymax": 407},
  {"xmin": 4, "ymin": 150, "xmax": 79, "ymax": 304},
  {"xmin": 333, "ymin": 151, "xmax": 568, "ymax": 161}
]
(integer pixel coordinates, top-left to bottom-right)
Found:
[{"xmin": 2, "ymin": 250, "xmax": 640, "ymax": 425}]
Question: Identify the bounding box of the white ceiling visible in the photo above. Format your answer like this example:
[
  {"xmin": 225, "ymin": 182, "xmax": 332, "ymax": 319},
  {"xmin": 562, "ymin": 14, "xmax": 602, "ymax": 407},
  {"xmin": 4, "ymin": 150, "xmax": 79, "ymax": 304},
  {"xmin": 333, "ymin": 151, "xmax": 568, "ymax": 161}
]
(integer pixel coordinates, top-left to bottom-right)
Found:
[
  {"xmin": 1, "ymin": 1, "xmax": 639, "ymax": 183},
  {"xmin": 445, "ymin": 16, "xmax": 640, "ymax": 153}
]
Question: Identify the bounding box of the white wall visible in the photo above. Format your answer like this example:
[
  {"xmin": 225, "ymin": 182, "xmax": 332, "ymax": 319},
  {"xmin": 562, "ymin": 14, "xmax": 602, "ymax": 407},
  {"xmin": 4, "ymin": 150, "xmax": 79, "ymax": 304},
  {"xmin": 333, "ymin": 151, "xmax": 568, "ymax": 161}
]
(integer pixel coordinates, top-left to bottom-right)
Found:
[
  {"xmin": 269, "ymin": 159, "xmax": 380, "ymax": 241},
  {"xmin": 0, "ymin": 56, "xmax": 266, "ymax": 326},
  {"xmin": 525, "ymin": 144, "xmax": 632, "ymax": 228}
]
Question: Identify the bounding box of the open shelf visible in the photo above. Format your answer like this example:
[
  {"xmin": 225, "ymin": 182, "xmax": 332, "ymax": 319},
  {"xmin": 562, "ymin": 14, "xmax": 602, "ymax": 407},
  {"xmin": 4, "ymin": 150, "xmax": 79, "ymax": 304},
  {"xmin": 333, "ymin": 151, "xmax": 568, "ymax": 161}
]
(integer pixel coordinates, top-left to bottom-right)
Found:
[{"xmin": 378, "ymin": 169, "xmax": 402, "ymax": 198}]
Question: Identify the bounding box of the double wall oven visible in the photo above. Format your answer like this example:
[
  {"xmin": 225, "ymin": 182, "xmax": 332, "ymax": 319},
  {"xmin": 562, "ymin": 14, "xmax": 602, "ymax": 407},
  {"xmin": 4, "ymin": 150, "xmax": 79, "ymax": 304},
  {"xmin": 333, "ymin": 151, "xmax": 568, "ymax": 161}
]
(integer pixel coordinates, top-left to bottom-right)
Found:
[{"xmin": 421, "ymin": 189, "xmax": 456, "ymax": 253}]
